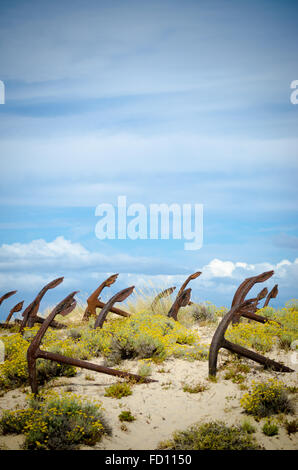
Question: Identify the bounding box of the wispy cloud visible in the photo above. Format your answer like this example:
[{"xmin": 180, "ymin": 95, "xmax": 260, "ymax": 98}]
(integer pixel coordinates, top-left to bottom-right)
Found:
[
  {"xmin": 0, "ymin": 236, "xmax": 187, "ymax": 275},
  {"xmin": 0, "ymin": 0, "xmax": 297, "ymax": 311},
  {"xmin": 0, "ymin": 237, "xmax": 297, "ymax": 306}
]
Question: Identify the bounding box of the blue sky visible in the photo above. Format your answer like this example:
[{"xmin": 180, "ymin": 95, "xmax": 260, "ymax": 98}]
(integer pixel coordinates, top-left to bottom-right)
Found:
[{"xmin": 0, "ymin": 0, "xmax": 297, "ymax": 319}]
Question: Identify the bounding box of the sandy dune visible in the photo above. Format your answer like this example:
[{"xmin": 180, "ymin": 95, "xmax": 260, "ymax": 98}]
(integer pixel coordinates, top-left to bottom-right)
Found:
[{"xmin": 0, "ymin": 325, "xmax": 297, "ymax": 450}]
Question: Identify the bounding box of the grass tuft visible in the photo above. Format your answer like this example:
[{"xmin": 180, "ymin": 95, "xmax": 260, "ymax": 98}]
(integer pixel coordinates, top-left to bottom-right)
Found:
[
  {"xmin": 158, "ymin": 420, "xmax": 261, "ymax": 450},
  {"xmin": 182, "ymin": 382, "xmax": 208, "ymax": 393},
  {"xmin": 104, "ymin": 382, "xmax": 133, "ymax": 399},
  {"xmin": 262, "ymin": 419, "xmax": 279, "ymax": 437},
  {"xmin": 118, "ymin": 410, "xmax": 135, "ymax": 422}
]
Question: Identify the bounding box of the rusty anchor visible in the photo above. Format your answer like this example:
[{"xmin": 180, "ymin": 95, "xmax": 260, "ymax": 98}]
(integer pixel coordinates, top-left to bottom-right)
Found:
[
  {"xmin": 237, "ymin": 287, "xmax": 271, "ymax": 324},
  {"xmin": 5, "ymin": 301, "xmax": 24, "ymax": 324},
  {"xmin": 0, "ymin": 292, "xmax": 21, "ymax": 329},
  {"xmin": 167, "ymin": 271, "xmax": 201, "ymax": 320},
  {"xmin": 94, "ymin": 286, "xmax": 135, "ymax": 329},
  {"xmin": 19, "ymin": 277, "xmax": 67, "ymax": 333},
  {"xmin": 0, "ymin": 290, "xmax": 17, "ymax": 306},
  {"xmin": 27, "ymin": 291, "xmax": 156, "ymax": 395},
  {"xmin": 176, "ymin": 272, "xmax": 201, "ymax": 298},
  {"xmin": 231, "ymin": 271, "xmax": 275, "ymax": 325},
  {"xmin": 82, "ymin": 274, "xmax": 131, "ymax": 322},
  {"xmin": 208, "ymin": 298, "xmax": 294, "ymax": 377},
  {"xmin": 167, "ymin": 288, "xmax": 192, "ymax": 321},
  {"xmin": 264, "ymin": 284, "xmax": 279, "ymax": 308}
]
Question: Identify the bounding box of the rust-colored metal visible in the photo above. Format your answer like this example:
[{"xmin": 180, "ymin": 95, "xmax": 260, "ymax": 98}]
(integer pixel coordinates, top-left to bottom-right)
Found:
[
  {"xmin": 177, "ymin": 272, "xmax": 201, "ymax": 298},
  {"xmin": 0, "ymin": 322, "xmax": 20, "ymax": 329},
  {"xmin": 240, "ymin": 310, "xmax": 271, "ymax": 324},
  {"xmin": 250, "ymin": 287, "xmax": 268, "ymax": 310},
  {"xmin": 32, "ymin": 316, "xmax": 67, "ymax": 329},
  {"xmin": 27, "ymin": 291, "xmax": 156, "ymax": 395},
  {"xmin": 167, "ymin": 271, "xmax": 200, "ymax": 321},
  {"xmin": 231, "ymin": 271, "xmax": 274, "ymax": 307},
  {"xmin": 0, "ymin": 291, "xmax": 17, "ymax": 306},
  {"xmin": 208, "ymin": 299, "xmax": 294, "ymax": 377},
  {"xmin": 94, "ymin": 286, "xmax": 135, "ymax": 329},
  {"xmin": 256, "ymin": 287, "xmax": 268, "ymax": 302},
  {"xmin": 96, "ymin": 301, "xmax": 131, "ymax": 318},
  {"xmin": 231, "ymin": 271, "xmax": 274, "ymax": 324},
  {"xmin": 236, "ymin": 287, "xmax": 269, "ymax": 324},
  {"xmin": 0, "ymin": 292, "xmax": 19, "ymax": 329},
  {"xmin": 263, "ymin": 284, "xmax": 278, "ymax": 307},
  {"xmin": 5, "ymin": 301, "xmax": 24, "ymax": 324},
  {"xmin": 19, "ymin": 277, "xmax": 64, "ymax": 332},
  {"xmin": 151, "ymin": 287, "xmax": 176, "ymax": 312},
  {"xmin": 168, "ymin": 288, "xmax": 192, "ymax": 321},
  {"xmin": 83, "ymin": 274, "xmax": 131, "ymax": 321}
]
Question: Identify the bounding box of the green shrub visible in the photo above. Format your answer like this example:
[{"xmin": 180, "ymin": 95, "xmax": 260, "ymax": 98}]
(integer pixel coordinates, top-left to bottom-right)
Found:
[
  {"xmin": 137, "ymin": 362, "xmax": 152, "ymax": 378},
  {"xmin": 241, "ymin": 379, "xmax": 294, "ymax": 418},
  {"xmin": 85, "ymin": 374, "xmax": 95, "ymax": 381},
  {"xmin": 158, "ymin": 421, "xmax": 261, "ymax": 450},
  {"xmin": 262, "ymin": 419, "xmax": 279, "ymax": 436},
  {"xmin": 190, "ymin": 303, "xmax": 217, "ymax": 323},
  {"xmin": 278, "ymin": 333, "xmax": 294, "ymax": 351},
  {"xmin": 221, "ymin": 360, "xmax": 250, "ymax": 385},
  {"xmin": 0, "ymin": 391, "xmax": 110, "ymax": 450},
  {"xmin": 36, "ymin": 356, "xmax": 76, "ymax": 384},
  {"xmin": 224, "ymin": 370, "xmax": 245, "ymax": 384},
  {"xmin": 118, "ymin": 410, "xmax": 135, "ymax": 422},
  {"xmin": 104, "ymin": 382, "xmax": 132, "ymax": 399},
  {"xmin": 182, "ymin": 382, "xmax": 208, "ymax": 393},
  {"xmin": 236, "ymin": 363, "xmax": 251, "ymax": 373},
  {"xmin": 173, "ymin": 344, "xmax": 209, "ymax": 361},
  {"xmin": 188, "ymin": 302, "xmax": 225, "ymax": 323},
  {"xmin": 68, "ymin": 328, "xmax": 82, "ymax": 341},
  {"xmin": 208, "ymin": 375, "xmax": 218, "ymax": 383},
  {"xmin": 241, "ymin": 420, "xmax": 256, "ymax": 434},
  {"xmin": 284, "ymin": 418, "xmax": 298, "ymax": 435}
]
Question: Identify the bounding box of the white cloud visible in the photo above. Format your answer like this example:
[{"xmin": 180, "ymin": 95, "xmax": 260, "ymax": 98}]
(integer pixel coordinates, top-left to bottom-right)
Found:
[
  {"xmin": 0, "ymin": 272, "xmax": 76, "ymax": 292},
  {"xmin": 121, "ymin": 257, "xmax": 298, "ymax": 288},
  {"xmin": 1, "ymin": 236, "xmax": 297, "ymax": 291},
  {"xmin": 0, "ymin": 236, "xmax": 184, "ymax": 275},
  {"xmin": 0, "ymin": 236, "xmax": 297, "ymax": 314},
  {"xmin": 203, "ymin": 259, "xmax": 238, "ymax": 278},
  {"xmin": 0, "ymin": 236, "xmax": 88, "ymax": 259},
  {"xmin": 201, "ymin": 257, "xmax": 298, "ymax": 285}
]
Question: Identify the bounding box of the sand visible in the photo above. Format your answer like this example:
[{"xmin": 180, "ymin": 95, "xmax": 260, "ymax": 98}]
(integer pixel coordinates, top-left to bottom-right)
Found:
[{"xmin": 0, "ymin": 324, "xmax": 297, "ymax": 450}]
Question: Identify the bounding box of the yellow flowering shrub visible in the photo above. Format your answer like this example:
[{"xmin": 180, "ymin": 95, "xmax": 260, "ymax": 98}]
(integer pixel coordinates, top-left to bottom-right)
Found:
[
  {"xmin": 0, "ymin": 334, "xmax": 29, "ymax": 388},
  {"xmin": 79, "ymin": 312, "xmax": 199, "ymax": 365},
  {"xmin": 0, "ymin": 311, "xmax": 203, "ymax": 388},
  {"xmin": 0, "ymin": 327, "xmax": 78, "ymax": 390},
  {"xmin": 0, "ymin": 390, "xmax": 110, "ymax": 450},
  {"xmin": 226, "ymin": 304, "xmax": 298, "ymax": 353},
  {"xmin": 226, "ymin": 321, "xmax": 281, "ymax": 353},
  {"xmin": 240, "ymin": 379, "xmax": 294, "ymax": 418}
]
